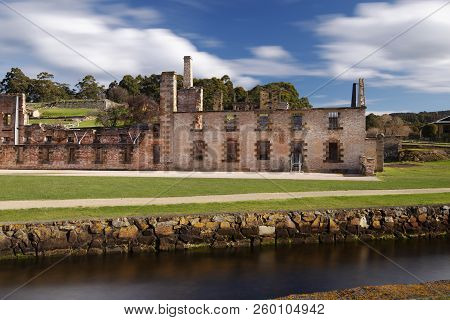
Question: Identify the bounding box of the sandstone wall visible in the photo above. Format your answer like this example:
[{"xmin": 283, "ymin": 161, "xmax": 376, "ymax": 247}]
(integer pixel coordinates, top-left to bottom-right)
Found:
[
  {"xmin": 172, "ymin": 108, "xmax": 370, "ymax": 173},
  {"xmin": 0, "ymin": 205, "xmax": 447, "ymax": 259}
]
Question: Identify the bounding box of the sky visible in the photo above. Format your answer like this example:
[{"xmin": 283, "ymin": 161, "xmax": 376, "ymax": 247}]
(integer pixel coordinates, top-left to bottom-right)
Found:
[{"xmin": 1, "ymin": 0, "xmax": 450, "ymax": 114}]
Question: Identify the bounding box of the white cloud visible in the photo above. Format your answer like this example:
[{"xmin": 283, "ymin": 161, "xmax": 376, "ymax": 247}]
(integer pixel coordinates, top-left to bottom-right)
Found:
[
  {"xmin": 250, "ymin": 46, "xmax": 291, "ymax": 60},
  {"xmin": 0, "ymin": 0, "xmax": 315, "ymax": 89},
  {"xmin": 315, "ymin": 0, "xmax": 450, "ymax": 93}
]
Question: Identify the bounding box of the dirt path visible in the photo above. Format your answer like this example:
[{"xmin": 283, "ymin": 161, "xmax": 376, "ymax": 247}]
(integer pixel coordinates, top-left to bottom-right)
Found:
[{"xmin": 1, "ymin": 188, "xmax": 449, "ymax": 210}]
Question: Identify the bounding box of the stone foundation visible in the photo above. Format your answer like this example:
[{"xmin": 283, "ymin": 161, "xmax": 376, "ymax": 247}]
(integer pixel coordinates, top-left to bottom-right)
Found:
[{"xmin": 0, "ymin": 205, "xmax": 448, "ymax": 260}]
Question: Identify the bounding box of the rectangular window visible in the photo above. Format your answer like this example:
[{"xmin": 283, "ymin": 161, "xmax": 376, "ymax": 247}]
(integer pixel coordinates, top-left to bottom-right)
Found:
[
  {"xmin": 226, "ymin": 140, "xmax": 238, "ymax": 162},
  {"xmin": 328, "ymin": 112, "xmax": 339, "ymax": 129},
  {"xmin": 68, "ymin": 147, "xmax": 76, "ymax": 164},
  {"xmin": 120, "ymin": 134, "xmax": 128, "ymax": 143},
  {"xmin": 45, "ymin": 136, "xmax": 52, "ymax": 144},
  {"xmin": 40, "ymin": 147, "xmax": 50, "ymax": 164},
  {"xmin": 194, "ymin": 115, "xmax": 203, "ymax": 131},
  {"xmin": 292, "ymin": 114, "xmax": 303, "ymax": 130},
  {"xmin": 225, "ymin": 114, "xmax": 237, "ymax": 132},
  {"xmin": 152, "ymin": 123, "xmax": 160, "ymax": 138},
  {"xmin": 122, "ymin": 146, "xmax": 133, "ymax": 164},
  {"xmin": 67, "ymin": 136, "xmax": 74, "ymax": 143},
  {"xmin": 95, "ymin": 147, "xmax": 103, "ymax": 164},
  {"xmin": 328, "ymin": 142, "xmax": 339, "ymax": 162},
  {"xmin": 153, "ymin": 144, "xmax": 161, "ymax": 164},
  {"xmin": 2, "ymin": 114, "xmax": 12, "ymax": 126},
  {"xmin": 193, "ymin": 140, "xmax": 205, "ymax": 161},
  {"xmin": 16, "ymin": 146, "xmax": 24, "ymax": 164},
  {"xmin": 94, "ymin": 134, "xmax": 101, "ymax": 144},
  {"xmin": 257, "ymin": 114, "xmax": 269, "ymax": 131},
  {"xmin": 1, "ymin": 137, "xmax": 10, "ymax": 144},
  {"xmin": 257, "ymin": 140, "xmax": 270, "ymax": 160},
  {"xmin": 444, "ymin": 125, "xmax": 450, "ymax": 134}
]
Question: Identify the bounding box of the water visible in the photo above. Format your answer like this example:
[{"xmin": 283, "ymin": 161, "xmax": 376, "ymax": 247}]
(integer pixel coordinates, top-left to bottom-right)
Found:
[{"xmin": 0, "ymin": 239, "xmax": 449, "ymax": 299}]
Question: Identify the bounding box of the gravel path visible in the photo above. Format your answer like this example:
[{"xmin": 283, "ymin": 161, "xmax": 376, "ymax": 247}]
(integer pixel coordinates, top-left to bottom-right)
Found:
[
  {"xmin": 0, "ymin": 169, "xmax": 379, "ymax": 181},
  {"xmin": 1, "ymin": 188, "xmax": 449, "ymax": 210}
]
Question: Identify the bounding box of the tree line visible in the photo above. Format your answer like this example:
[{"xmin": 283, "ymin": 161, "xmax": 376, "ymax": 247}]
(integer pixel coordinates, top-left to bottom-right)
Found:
[{"xmin": 0, "ymin": 67, "xmax": 312, "ymax": 109}]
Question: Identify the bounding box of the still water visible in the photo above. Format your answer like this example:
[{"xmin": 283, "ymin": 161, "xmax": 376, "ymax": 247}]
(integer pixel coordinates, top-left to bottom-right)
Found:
[{"xmin": 0, "ymin": 239, "xmax": 449, "ymax": 299}]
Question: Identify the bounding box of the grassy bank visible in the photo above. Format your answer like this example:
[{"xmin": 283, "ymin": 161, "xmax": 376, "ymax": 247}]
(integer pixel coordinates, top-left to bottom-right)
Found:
[
  {"xmin": 0, "ymin": 161, "xmax": 449, "ymax": 201},
  {"xmin": 0, "ymin": 193, "xmax": 448, "ymax": 223},
  {"xmin": 280, "ymin": 280, "xmax": 450, "ymax": 300}
]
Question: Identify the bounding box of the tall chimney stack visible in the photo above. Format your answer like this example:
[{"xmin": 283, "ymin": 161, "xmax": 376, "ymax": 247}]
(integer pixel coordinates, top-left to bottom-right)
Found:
[
  {"xmin": 358, "ymin": 78, "xmax": 366, "ymax": 108},
  {"xmin": 183, "ymin": 56, "xmax": 193, "ymax": 89},
  {"xmin": 351, "ymin": 83, "xmax": 357, "ymax": 108}
]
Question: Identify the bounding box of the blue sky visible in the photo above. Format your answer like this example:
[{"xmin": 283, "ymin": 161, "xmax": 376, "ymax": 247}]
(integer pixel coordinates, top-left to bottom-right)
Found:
[{"xmin": 1, "ymin": 0, "xmax": 450, "ymax": 114}]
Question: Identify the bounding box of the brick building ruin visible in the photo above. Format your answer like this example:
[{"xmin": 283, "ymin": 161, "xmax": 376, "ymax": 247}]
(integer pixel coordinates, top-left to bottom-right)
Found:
[{"xmin": 0, "ymin": 56, "xmax": 383, "ymax": 174}]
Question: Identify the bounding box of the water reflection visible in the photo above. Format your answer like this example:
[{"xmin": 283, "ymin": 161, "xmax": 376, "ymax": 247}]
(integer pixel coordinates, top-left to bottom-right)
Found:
[{"xmin": 0, "ymin": 239, "xmax": 448, "ymax": 299}]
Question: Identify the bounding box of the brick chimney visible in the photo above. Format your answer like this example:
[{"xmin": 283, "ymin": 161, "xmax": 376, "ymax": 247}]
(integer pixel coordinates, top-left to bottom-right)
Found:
[
  {"xmin": 351, "ymin": 83, "xmax": 357, "ymax": 108},
  {"xmin": 183, "ymin": 56, "xmax": 193, "ymax": 89}
]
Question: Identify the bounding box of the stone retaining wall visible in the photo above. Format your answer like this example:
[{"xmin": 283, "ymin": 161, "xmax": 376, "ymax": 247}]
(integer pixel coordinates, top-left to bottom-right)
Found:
[{"xmin": 0, "ymin": 205, "xmax": 448, "ymax": 259}]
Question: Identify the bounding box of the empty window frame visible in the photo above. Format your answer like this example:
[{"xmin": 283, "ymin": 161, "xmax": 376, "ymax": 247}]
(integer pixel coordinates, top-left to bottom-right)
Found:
[
  {"xmin": 328, "ymin": 112, "xmax": 339, "ymax": 129},
  {"xmin": 95, "ymin": 147, "xmax": 104, "ymax": 164},
  {"xmin": 39, "ymin": 147, "xmax": 50, "ymax": 164},
  {"xmin": 226, "ymin": 140, "xmax": 238, "ymax": 162},
  {"xmin": 2, "ymin": 113, "xmax": 12, "ymax": 126},
  {"xmin": 153, "ymin": 144, "xmax": 161, "ymax": 164},
  {"xmin": 292, "ymin": 114, "xmax": 303, "ymax": 130},
  {"xmin": 257, "ymin": 140, "xmax": 270, "ymax": 160},
  {"xmin": 152, "ymin": 123, "xmax": 161, "ymax": 138},
  {"xmin": 327, "ymin": 142, "xmax": 340, "ymax": 162},
  {"xmin": 225, "ymin": 114, "xmax": 237, "ymax": 132},
  {"xmin": 193, "ymin": 140, "xmax": 205, "ymax": 161},
  {"xmin": 16, "ymin": 146, "xmax": 24, "ymax": 164},
  {"xmin": 122, "ymin": 146, "xmax": 133, "ymax": 164},
  {"xmin": 68, "ymin": 147, "xmax": 76, "ymax": 164},
  {"xmin": 193, "ymin": 115, "xmax": 203, "ymax": 131},
  {"xmin": 119, "ymin": 134, "xmax": 128, "ymax": 144},
  {"xmin": 257, "ymin": 114, "xmax": 269, "ymax": 131}
]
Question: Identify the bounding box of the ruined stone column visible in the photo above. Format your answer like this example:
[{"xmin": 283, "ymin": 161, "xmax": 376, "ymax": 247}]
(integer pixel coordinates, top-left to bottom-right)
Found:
[
  {"xmin": 358, "ymin": 78, "xmax": 366, "ymax": 108},
  {"xmin": 159, "ymin": 72, "xmax": 177, "ymax": 168},
  {"xmin": 183, "ymin": 56, "xmax": 193, "ymax": 89},
  {"xmin": 259, "ymin": 90, "xmax": 269, "ymax": 110}
]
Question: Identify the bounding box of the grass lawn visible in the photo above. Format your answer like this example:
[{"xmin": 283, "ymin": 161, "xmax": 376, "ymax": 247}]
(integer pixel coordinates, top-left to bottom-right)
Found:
[
  {"xmin": 0, "ymin": 161, "xmax": 449, "ymax": 201},
  {"xmin": 0, "ymin": 193, "xmax": 448, "ymax": 223},
  {"xmin": 37, "ymin": 107, "xmax": 94, "ymax": 118}
]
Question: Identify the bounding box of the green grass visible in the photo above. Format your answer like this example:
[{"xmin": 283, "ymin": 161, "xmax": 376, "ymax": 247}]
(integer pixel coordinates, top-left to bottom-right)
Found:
[
  {"xmin": 37, "ymin": 107, "xmax": 94, "ymax": 118},
  {"xmin": 0, "ymin": 161, "xmax": 449, "ymax": 201},
  {"xmin": 0, "ymin": 193, "xmax": 448, "ymax": 223}
]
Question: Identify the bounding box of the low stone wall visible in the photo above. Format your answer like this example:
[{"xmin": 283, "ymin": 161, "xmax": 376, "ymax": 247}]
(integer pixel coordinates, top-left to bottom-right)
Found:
[{"xmin": 0, "ymin": 205, "xmax": 448, "ymax": 259}]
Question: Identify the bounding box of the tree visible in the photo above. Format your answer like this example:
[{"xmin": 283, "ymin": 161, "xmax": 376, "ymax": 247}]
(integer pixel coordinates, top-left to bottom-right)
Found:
[
  {"xmin": 248, "ymin": 82, "xmax": 311, "ymax": 109},
  {"xmin": 140, "ymin": 74, "xmax": 160, "ymax": 102},
  {"xmin": 421, "ymin": 124, "xmax": 438, "ymax": 139},
  {"xmin": 28, "ymin": 72, "xmax": 72, "ymax": 102},
  {"xmin": 125, "ymin": 94, "xmax": 159, "ymax": 125},
  {"xmin": 366, "ymin": 113, "xmax": 379, "ymax": 129},
  {"xmin": 234, "ymin": 86, "xmax": 247, "ymax": 102},
  {"xmin": 0, "ymin": 67, "xmax": 31, "ymax": 95},
  {"xmin": 106, "ymin": 86, "xmax": 129, "ymax": 103},
  {"xmin": 76, "ymin": 75, "xmax": 104, "ymax": 99},
  {"xmin": 95, "ymin": 104, "xmax": 128, "ymax": 127},
  {"xmin": 119, "ymin": 75, "xmax": 140, "ymax": 96}
]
